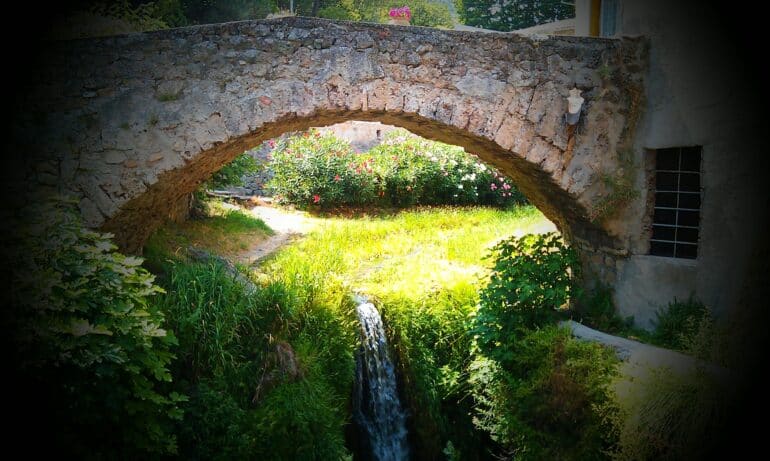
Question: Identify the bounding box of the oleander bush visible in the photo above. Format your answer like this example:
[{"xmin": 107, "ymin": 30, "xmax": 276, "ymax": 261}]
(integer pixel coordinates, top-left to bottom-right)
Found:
[{"xmin": 267, "ymin": 129, "xmax": 526, "ymax": 208}]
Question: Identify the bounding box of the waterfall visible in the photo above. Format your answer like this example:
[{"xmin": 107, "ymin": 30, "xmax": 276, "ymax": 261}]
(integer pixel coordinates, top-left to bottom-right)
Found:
[{"xmin": 353, "ymin": 295, "xmax": 410, "ymax": 461}]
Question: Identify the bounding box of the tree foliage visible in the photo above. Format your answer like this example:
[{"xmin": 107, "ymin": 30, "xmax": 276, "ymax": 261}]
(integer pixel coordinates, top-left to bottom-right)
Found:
[{"xmin": 455, "ymin": 0, "xmax": 573, "ymax": 31}]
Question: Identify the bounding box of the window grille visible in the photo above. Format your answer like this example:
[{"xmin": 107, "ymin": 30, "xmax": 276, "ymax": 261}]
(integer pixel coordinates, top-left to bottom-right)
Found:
[{"xmin": 650, "ymin": 146, "xmax": 702, "ymax": 259}]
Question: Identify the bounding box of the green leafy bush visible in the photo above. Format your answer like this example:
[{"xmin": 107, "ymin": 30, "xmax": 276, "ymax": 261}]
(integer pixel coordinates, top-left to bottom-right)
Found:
[
  {"xmin": 206, "ymin": 152, "xmax": 262, "ymax": 189},
  {"xmin": 8, "ymin": 198, "xmax": 183, "ymax": 456},
  {"xmin": 652, "ymin": 296, "xmax": 709, "ymax": 350},
  {"xmin": 268, "ymin": 129, "xmax": 525, "ymax": 208},
  {"xmin": 468, "ymin": 233, "xmax": 618, "ymax": 458},
  {"xmin": 378, "ymin": 0, "xmax": 454, "ymax": 27},
  {"xmin": 576, "ymin": 284, "xmax": 635, "ymax": 334},
  {"xmin": 473, "ymin": 232, "xmax": 580, "ymax": 366},
  {"xmin": 470, "ymin": 326, "xmax": 619, "ymax": 460},
  {"xmin": 268, "ymin": 130, "xmax": 378, "ymax": 206}
]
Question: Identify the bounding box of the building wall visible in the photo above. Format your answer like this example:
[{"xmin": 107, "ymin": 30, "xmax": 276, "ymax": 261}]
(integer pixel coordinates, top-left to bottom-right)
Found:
[
  {"xmin": 316, "ymin": 121, "xmax": 398, "ymax": 153},
  {"xmin": 610, "ymin": 0, "xmax": 767, "ymax": 326},
  {"xmin": 574, "ymin": 0, "xmax": 592, "ymax": 36}
]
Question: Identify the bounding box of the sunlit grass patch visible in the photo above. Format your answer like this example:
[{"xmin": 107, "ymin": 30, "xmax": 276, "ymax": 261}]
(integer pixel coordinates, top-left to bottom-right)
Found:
[{"xmin": 264, "ymin": 205, "xmax": 553, "ymax": 301}]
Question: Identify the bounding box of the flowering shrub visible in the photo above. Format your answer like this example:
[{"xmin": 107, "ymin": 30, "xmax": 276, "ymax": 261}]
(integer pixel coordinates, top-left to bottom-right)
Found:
[
  {"xmin": 267, "ymin": 129, "xmax": 526, "ymax": 208},
  {"xmin": 389, "ymin": 6, "xmax": 411, "ymax": 19}
]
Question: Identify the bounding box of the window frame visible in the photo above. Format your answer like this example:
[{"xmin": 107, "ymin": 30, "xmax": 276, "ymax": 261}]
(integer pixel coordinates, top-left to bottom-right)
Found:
[{"xmin": 649, "ymin": 146, "xmax": 702, "ymax": 260}]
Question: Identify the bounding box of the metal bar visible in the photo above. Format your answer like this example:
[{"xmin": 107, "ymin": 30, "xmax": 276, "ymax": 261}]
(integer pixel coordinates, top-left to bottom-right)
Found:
[
  {"xmin": 650, "ymin": 239, "xmax": 697, "ymax": 245},
  {"xmin": 656, "ymin": 170, "xmax": 701, "ymax": 174},
  {"xmin": 652, "ymin": 223, "xmax": 699, "ymax": 229},
  {"xmin": 654, "ymin": 206, "xmax": 700, "ymax": 212},
  {"xmin": 674, "ymin": 149, "xmax": 682, "ymax": 255}
]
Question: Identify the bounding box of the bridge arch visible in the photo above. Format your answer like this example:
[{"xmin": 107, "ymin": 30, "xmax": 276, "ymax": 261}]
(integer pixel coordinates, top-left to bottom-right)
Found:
[{"xmin": 17, "ymin": 17, "xmax": 646, "ymax": 284}]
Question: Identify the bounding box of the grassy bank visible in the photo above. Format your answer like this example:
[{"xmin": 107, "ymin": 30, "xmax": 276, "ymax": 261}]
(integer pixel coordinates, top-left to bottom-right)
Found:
[{"xmin": 144, "ymin": 200, "xmax": 272, "ymax": 266}]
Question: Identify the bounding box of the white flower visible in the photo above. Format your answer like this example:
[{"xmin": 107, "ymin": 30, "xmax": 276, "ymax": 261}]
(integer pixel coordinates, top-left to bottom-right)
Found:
[{"xmin": 458, "ymin": 184, "xmax": 463, "ymax": 189}]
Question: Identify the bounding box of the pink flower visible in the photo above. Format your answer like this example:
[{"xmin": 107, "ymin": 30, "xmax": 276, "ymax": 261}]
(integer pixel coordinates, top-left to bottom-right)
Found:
[
  {"xmin": 334, "ymin": 175, "xmax": 341, "ymax": 182},
  {"xmin": 389, "ymin": 6, "xmax": 411, "ymax": 18},
  {"xmin": 313, "ymin": 194, "xmax": 320, "ymax": 203},
  {"xmin": 503, "ymin": 183, "xmax": 511, "ymax": 190},
  {"xmin": 490, "ymin": 183, "xmax": 498, "ymax": 190},
  {"xmin": 268, "ymin": 139, "xmax": 276, "ymax": 148}
]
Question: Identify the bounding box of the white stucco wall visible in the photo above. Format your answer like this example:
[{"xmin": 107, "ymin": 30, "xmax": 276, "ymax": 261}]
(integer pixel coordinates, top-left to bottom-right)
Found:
[{"xmin": 611, "ymin": 0, "xmax": 768, "ymax": 326}]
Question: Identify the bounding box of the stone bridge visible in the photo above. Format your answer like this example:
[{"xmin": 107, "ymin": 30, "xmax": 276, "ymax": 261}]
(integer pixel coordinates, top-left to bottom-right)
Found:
[{"xmin": 15, "ymin": 17, "xmax": 646, "ymax": 284}]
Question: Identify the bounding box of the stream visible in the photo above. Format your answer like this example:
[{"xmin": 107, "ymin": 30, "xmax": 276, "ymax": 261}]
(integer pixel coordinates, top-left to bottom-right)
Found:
[{"xmin": 353, "ymin": 295, "xmax": 410, "ymax": 461}]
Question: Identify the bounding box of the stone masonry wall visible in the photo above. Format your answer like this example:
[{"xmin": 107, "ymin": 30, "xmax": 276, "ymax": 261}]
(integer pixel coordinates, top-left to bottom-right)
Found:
[{"xmin": 12, "ymin": 17, "xmax": 646, "ymax": 270}]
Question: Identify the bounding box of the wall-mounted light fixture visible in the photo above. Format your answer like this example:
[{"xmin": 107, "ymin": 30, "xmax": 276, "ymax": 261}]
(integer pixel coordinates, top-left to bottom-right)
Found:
[{"xmin": 566, "ymin": 87, "xmax": 584, "ymax": 125}]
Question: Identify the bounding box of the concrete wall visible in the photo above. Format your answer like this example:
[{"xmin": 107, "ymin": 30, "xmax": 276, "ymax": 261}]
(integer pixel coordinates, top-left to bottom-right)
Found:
[{"xmin": 611, "ymin": 0, "xmax": 767, "ymax": 327}]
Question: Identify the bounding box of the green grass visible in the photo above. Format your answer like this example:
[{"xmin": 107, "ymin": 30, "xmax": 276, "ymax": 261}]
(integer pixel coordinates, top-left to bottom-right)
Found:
[
  {"xmin": 263, "ymin": 205, "xmax": 551, "ymax": 301},
  {"xmin": 144, "ymin": 201, "xmax": 272, "ymax": 267},
  {"xmin": 157, "ymin": 92, "xmax": 180, "ymax": 102}
]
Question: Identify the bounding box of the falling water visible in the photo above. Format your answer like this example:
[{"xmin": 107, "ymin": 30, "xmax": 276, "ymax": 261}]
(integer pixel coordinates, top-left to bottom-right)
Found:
[{"xmin": 353, "ymin": 295, "xmax": 410, "ymax": 461}]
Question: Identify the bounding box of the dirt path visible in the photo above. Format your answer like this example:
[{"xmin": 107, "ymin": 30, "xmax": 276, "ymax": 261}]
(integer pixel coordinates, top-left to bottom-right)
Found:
[{"xmin": 234, "ymin": 204, "xmax": 316, "ymax": 266}]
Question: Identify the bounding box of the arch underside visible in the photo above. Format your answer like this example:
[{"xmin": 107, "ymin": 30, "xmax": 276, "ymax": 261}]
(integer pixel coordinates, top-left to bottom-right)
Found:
[{"xmin": 102, "ymin": 110, "xmax": 613, "ymax": 253}]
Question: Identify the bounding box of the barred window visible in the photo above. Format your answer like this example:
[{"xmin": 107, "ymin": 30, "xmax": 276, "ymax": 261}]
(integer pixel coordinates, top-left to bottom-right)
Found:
[{"xmin": 650, "ymin": 146, "xmax": 702, "ymax": 259}]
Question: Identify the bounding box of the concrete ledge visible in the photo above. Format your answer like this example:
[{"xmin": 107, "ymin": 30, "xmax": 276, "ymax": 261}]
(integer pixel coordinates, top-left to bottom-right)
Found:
[{"xmin": 560, "ymin": 319, "xmax": 730, "ymax": 383}]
